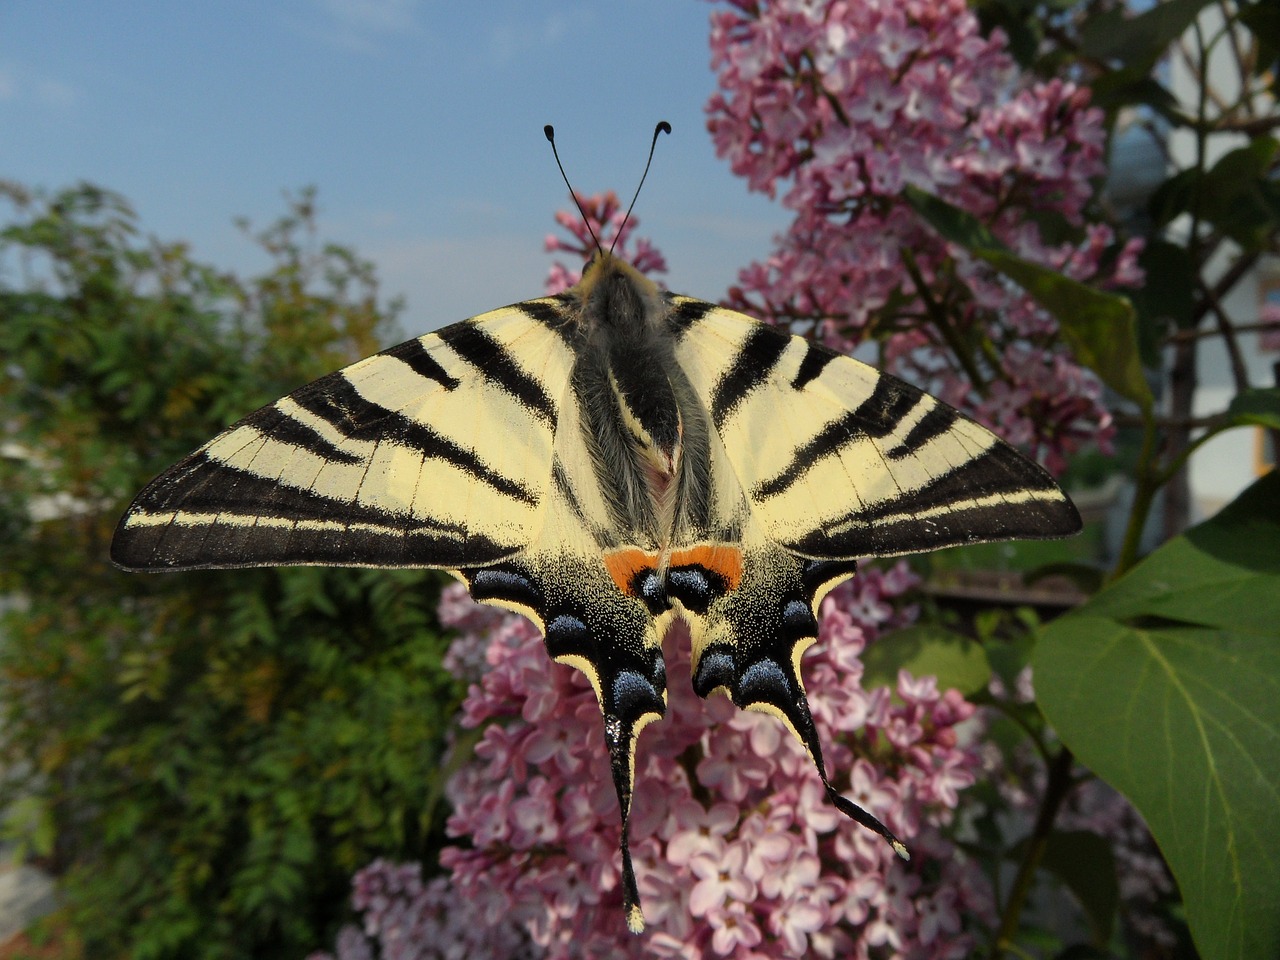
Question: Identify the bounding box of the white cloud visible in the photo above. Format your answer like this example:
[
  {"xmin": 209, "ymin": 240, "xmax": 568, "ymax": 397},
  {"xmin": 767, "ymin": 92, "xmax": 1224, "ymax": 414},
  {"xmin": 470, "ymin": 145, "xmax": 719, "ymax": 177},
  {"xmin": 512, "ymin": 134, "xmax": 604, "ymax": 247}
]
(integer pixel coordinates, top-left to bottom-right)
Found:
[
  {"xmin": 487, "ymin": 9, "xmax": 578, "ymax": 65},
  {"xmin": 319, "ymin": 0, "xmax": 422, "ymax": 34},
  {"xmin": 0, "ymin": 63, "xmax": 77, "ymax": 108}
]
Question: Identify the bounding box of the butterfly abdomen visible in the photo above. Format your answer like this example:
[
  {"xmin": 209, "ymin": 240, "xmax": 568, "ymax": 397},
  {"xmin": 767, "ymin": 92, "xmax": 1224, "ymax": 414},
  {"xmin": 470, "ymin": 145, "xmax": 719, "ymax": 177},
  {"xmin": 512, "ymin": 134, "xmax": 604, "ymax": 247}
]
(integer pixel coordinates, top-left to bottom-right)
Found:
[{"xmin": 567, "ymin": 254, "xmax": 715, "ymax": 551}]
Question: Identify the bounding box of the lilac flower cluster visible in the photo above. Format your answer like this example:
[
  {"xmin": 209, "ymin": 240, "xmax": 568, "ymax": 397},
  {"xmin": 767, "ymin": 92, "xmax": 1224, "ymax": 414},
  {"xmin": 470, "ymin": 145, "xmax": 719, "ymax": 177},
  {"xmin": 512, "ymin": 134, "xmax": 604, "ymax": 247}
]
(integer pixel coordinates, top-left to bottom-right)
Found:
[
  {"xmin": 704, "ymin": 0, "xmax": 1140, "ymax": 471},
  {"xmin": 319, "ymin": 564, "xmax": 997, "ymax": 959},
  {"xmin": 543, "ymin": 190, "xmax": 668, "ymax": 294}
]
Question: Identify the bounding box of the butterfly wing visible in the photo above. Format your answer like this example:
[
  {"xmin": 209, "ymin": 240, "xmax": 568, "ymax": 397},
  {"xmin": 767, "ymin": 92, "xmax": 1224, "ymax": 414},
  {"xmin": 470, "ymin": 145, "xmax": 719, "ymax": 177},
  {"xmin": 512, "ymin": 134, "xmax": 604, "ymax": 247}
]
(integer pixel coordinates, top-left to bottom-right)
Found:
[
  {"xmin": 671, "ymin": 300, "xmax": 1081, "ymax": 559},
  {"xmin": 662, "ymin": 298, "xmax": 1080, "ymax": 854},
  {"xmin": 111, "ymin": 304, "xmax": 577, "ymax": 571},
  {"xmin": 112, "ymin": 291, "xmax": 677, "ymax": 932},
  {"xmin": 458, "ymin": 384, "xmax": 677, "ymax": 933}
]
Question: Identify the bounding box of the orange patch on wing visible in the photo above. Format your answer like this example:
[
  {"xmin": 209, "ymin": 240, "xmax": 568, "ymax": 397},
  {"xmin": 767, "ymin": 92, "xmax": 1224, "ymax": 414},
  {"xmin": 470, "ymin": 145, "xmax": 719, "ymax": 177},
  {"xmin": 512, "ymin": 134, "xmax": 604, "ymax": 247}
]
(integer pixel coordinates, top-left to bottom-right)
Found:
[
  {"xmin": 669, "ymin": 543, "xmax": 744, "ymax": 590},
  {"xmin": 603, "ymin": 547, "xmax": 659, "ymax": 595}
]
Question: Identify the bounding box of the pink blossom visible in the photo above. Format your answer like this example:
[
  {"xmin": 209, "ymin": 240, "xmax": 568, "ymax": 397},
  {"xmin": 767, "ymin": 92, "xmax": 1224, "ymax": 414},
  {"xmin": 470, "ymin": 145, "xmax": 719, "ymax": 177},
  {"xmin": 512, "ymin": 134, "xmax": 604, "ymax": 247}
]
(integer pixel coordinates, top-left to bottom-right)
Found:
[
  {"xmin": 709, "ymin": 901, "xmax": 764, "ymax": 955},
  {"xmin": 707, "ymin": 1, "xmax": 1133, "ymax": 471},
  {"xmin": 666, "ymin": 800, "xmax": 739, "ymax": 865},
  {"xmin": 689, "ymin": 843, "xmax": 757, "ymax": 916}
]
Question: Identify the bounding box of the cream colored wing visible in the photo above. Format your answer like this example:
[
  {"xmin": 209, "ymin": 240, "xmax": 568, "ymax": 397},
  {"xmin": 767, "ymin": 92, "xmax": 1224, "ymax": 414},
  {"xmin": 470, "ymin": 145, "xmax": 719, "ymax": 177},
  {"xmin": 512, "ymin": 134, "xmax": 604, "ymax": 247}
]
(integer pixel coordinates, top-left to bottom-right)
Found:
[
  {"xmin": 112, "ymin": 303, "xmax": 578, "ymax": 571},
  {"xmin": 668, "ymin": 300, "xmax": 1081, "ymax": 559},
  {"xmin": 655, "ymin": 297, "xmax": 1080, "ymax": 876}
]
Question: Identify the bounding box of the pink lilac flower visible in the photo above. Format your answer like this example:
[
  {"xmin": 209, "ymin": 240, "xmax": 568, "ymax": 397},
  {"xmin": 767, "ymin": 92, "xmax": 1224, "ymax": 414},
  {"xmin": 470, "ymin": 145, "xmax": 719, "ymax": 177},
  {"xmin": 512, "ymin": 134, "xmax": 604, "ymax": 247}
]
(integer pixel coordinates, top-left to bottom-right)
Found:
[
  {"xmin": 544, "ymin": 191, "xmax": 668, "ymax": 293},
  {"xmin": 706, "ymin": 0, "xmax": 1136, "ymax": 471},
  {"xmin": 317, "ymin": 554, "xmax": 994, "ymax": 959}
]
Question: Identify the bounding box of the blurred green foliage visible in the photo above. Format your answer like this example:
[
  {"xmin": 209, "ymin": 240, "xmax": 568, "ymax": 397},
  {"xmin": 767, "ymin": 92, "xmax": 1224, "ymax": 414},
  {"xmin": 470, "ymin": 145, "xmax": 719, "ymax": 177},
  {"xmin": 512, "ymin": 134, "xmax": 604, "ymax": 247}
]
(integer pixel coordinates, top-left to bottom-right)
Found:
[{"xmin": 0, "ymin": 182, "xmax": 462, "ymax": 959}]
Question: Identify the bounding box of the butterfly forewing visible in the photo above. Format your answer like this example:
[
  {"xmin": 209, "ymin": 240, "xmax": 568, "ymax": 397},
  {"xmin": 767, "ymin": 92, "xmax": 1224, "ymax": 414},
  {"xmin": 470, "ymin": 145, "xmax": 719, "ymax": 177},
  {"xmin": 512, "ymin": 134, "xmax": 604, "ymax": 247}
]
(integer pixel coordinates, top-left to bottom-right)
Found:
[
  {"xmin": 668, "ymin": 301, "xmax": 1081, "ymax": 559},
  {"xmin": 112, "ymin": 305, "xmax": 577, "ymax": 571}
]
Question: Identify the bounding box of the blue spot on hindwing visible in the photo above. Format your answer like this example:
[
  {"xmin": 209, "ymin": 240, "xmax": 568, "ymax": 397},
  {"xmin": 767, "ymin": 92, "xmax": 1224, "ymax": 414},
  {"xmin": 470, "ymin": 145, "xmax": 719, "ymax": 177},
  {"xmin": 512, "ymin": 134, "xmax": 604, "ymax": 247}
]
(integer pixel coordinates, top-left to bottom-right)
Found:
[
  {"xmin": 612, "ymin": 670, "xmax": 663, "ymax": 721},
  {"xmin": 632, "ymin": 570, "xmax": 668, "ymax": 615},
  {"xmin": 737, "ymin": 659, "xmax": 792, "ymax": 705},
  {"xmin": 668, "ymin": 566, "xmax": 719, "ymax": 613},
  {"xmin": 468, "ymin": 566, "xmax": 542, "ymax": 608},
  {"xmin": 693, "ymin": 649, "xmax": 735, "ymax": 698},
  {"xmin": 780, "ymin": 599, "xmax": 816, "ymax": 638},
  {"xmin": 546, "ymin": 614, "xmax": 590, "ymax": 650}
]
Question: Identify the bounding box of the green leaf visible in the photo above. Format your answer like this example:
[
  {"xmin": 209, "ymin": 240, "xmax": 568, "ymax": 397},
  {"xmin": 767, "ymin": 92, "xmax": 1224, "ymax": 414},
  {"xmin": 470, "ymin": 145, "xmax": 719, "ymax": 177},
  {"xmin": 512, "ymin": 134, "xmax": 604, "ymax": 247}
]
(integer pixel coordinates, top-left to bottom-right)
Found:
[
  {"xmin": 1239, "ymin": 1, "xmax": 1280, "ymax": 85},
  {"xmin": 1129, "ymin": 239, "xmax": 1195, "ymax": 336},
  {"xmin": 862, "ymin": 623, "xmax": 992, "ymax": 697},
  {"xmin": 1089, "ymin": 67, "xmax": 1182, "ymax": 121},
  {"xmin": 1200, "ymin": 138, "xmax": 1280, "ymax": 250},
  {"xmin": 1034, "ymin": 471, "xmax": 1280, "ymax": 960},
  {"xmin": 1225, "ymin": 387, "xmax": 1280, "ymax": 431},
  {"xmin": 1025, "ymin": 830, "xmax": 1119, "ymax": 946},
  {"xmin": 1080, "ymin": 0, "xmax": 1213, "ymax": 70},
  {"xmin": 903, "ymin": 186, "xmax": 1153, "ymax": 411}
]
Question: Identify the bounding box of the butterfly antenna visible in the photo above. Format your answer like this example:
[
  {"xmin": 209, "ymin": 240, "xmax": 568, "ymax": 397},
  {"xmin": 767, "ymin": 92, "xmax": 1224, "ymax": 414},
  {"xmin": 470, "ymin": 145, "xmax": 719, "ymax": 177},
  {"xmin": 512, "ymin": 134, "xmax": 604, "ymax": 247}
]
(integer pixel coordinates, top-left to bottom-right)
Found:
[
  {"xmin": 544, "ymin": 124, "xmax": 602, "ymax": 255},
  {"xmin": 611, "ymin": 121, "xmax": 671, "ymax": 257}
]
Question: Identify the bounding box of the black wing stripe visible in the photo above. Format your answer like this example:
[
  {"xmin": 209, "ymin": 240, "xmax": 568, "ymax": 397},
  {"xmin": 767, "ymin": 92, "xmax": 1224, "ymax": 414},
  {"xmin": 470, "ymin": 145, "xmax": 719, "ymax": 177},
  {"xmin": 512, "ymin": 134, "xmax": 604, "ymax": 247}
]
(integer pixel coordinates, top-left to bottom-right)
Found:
[
  {"xmin": 384, "ymin": 338, "xmax": 460, "ymax": 389},
  {"xmin": 711, "ymin": 325, "xmax": 790, "ymax": 428},
  {"xmin": 851, "ymin": 374, "xmax": 923, "ymax": 439},
  {"xmin": 436, "ymin": 324, "xmax": 557, "ymax": 425},
  {"xmin": 516, "ymin": 298, "xmax": 578, "ymax": 345},
  {"xmin": 886, "ymin": 402, "xmax": 958, "ymax": 459},
  {"xmin": 790, "ymin": 341, "xmax": 837, "ymax": 390},
  {"xmin": 290, "ymin": 377, "xmax": 539, "ymax": 504},
  {"xmin": 788, "ymin": 448, "xmax": 1077, "ymax": 555},
  {"xmin": 135, "ymin": 454, "xmax": 468, "ymax": 530},
  {"xmin": 753, "ymin": 409, "xmax": 863, "ymax": 500},
  {"xmin": 252, "ymin": 404, "xmax": 364, "ymax": 466},
  {"xmin": 753, "ymin": 377, "xmax": 930, "ymax": 501},
  {"xmin": 792, "ymin": 495, "xmax": 1082, "ymax": 557},
  {"xmin": 665, "ymin": 297, "xmax": 715, "ymax": 337}
]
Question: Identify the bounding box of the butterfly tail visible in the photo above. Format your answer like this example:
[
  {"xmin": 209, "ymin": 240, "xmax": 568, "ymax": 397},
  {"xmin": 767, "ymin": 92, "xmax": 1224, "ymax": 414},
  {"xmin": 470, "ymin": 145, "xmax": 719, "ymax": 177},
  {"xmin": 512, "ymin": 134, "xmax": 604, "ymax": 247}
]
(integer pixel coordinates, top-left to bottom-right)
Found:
[
  {"xmin": 684, "ymin": 547, "xmax": 909, "ymax": 860},
  {"xmin": 464, "ymin": 555, "xmax": 668, "ymax": 934}
]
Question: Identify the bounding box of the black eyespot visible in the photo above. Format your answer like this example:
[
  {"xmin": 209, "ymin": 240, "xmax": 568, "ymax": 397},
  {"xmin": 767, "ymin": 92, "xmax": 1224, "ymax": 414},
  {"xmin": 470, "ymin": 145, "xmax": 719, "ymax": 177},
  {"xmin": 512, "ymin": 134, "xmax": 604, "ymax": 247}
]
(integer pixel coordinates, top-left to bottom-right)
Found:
[
  {"xmin": 668, "ymin": 566, "xmax": 717, "ymax": 613},
  {"xmin": 736, "ymin": 659, "xmax": 792, "ymax": 704},
  {"xmin": 780, "ymin": 599, "xmax": 816, "ymax": 639},
  {"xmin": 631, "ymin": 570, "xmax": 668, "ymax": 615},
  {"xmin": 693, "ymin": 650, "xmax": 735, "ymax": 698},
  {"xmin": 546, "ymin": 614, "xmax": 590, "ymax": 648},
  {"xmin": 612, "ymin": 670, "xmax": 663, "ymax": 720},
  {"xmin": 468, "ymin": 566, "xmax": 542, "ymax": 608}
]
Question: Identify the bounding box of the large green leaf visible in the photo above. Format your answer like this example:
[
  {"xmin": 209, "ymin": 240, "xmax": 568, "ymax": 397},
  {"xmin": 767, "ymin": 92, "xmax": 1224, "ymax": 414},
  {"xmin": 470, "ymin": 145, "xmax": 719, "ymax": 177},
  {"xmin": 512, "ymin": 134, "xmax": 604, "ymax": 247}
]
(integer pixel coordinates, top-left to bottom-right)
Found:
[
  {"xmin": 1034, "ymin": 471, "xmax": 1280, "ymax": 960},
  {"xmin": 1200, "ymin": 138, "xmax": 1280, "ymax": 251},
  {"xmin": 903, "ymin": 186, "xmax": 1153, "ymax": 411}
]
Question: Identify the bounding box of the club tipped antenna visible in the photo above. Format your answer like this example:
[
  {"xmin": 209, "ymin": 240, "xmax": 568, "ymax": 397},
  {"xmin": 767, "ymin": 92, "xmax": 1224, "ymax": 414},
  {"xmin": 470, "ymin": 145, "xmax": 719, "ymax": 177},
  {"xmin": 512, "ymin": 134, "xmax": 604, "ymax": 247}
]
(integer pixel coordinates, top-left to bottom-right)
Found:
[
  {"xmin": 611, "ymin": 121, "xmax": 671, "ymax": 256},
  {"xmin": 544, "ymin": 124, "xmax": 602, "ymax": 255}
]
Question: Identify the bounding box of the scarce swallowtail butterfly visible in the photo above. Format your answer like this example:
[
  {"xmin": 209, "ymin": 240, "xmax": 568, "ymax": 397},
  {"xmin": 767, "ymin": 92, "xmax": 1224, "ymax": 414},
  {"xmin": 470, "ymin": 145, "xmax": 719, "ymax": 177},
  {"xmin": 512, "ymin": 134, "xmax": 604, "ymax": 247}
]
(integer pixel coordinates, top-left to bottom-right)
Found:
[{"xmin": 112, "ymin": 123, "xmax": 1081, "ymax": 933}]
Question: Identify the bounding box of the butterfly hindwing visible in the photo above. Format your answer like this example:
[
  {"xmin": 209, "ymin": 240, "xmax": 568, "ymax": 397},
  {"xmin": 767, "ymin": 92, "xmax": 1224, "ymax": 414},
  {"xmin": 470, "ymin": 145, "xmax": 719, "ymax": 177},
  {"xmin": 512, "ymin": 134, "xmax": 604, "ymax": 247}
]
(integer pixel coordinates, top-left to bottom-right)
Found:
[{"xmin": 111, "ymin": 304, "xmax": 578, "ymax": 571}]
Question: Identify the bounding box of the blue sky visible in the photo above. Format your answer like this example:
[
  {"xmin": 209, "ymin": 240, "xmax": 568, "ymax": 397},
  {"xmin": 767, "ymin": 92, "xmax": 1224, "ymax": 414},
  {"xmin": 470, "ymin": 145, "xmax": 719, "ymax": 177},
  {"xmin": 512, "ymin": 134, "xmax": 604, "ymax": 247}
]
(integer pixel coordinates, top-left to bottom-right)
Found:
[{"xmin": 1, "ymin": 0, "xmax": 790, "ymax": 332}]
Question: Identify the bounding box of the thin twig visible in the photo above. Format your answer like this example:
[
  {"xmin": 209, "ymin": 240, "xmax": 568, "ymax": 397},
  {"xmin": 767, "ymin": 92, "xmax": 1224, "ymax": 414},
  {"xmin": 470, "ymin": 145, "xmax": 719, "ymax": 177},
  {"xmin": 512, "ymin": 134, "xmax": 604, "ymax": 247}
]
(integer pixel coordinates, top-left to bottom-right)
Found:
[{"xmin": 990, "ymin": 747, "xmax": 1077, "ymax": 960}]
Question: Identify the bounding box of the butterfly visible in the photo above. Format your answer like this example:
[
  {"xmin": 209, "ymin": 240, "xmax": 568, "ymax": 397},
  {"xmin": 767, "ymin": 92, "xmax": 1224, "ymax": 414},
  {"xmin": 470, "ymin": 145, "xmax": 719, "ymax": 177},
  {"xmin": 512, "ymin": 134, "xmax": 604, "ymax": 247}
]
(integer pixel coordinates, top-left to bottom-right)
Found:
[{"xmin": 112, "ymin": 125, "xmax": 1080, "ymax": 933}]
